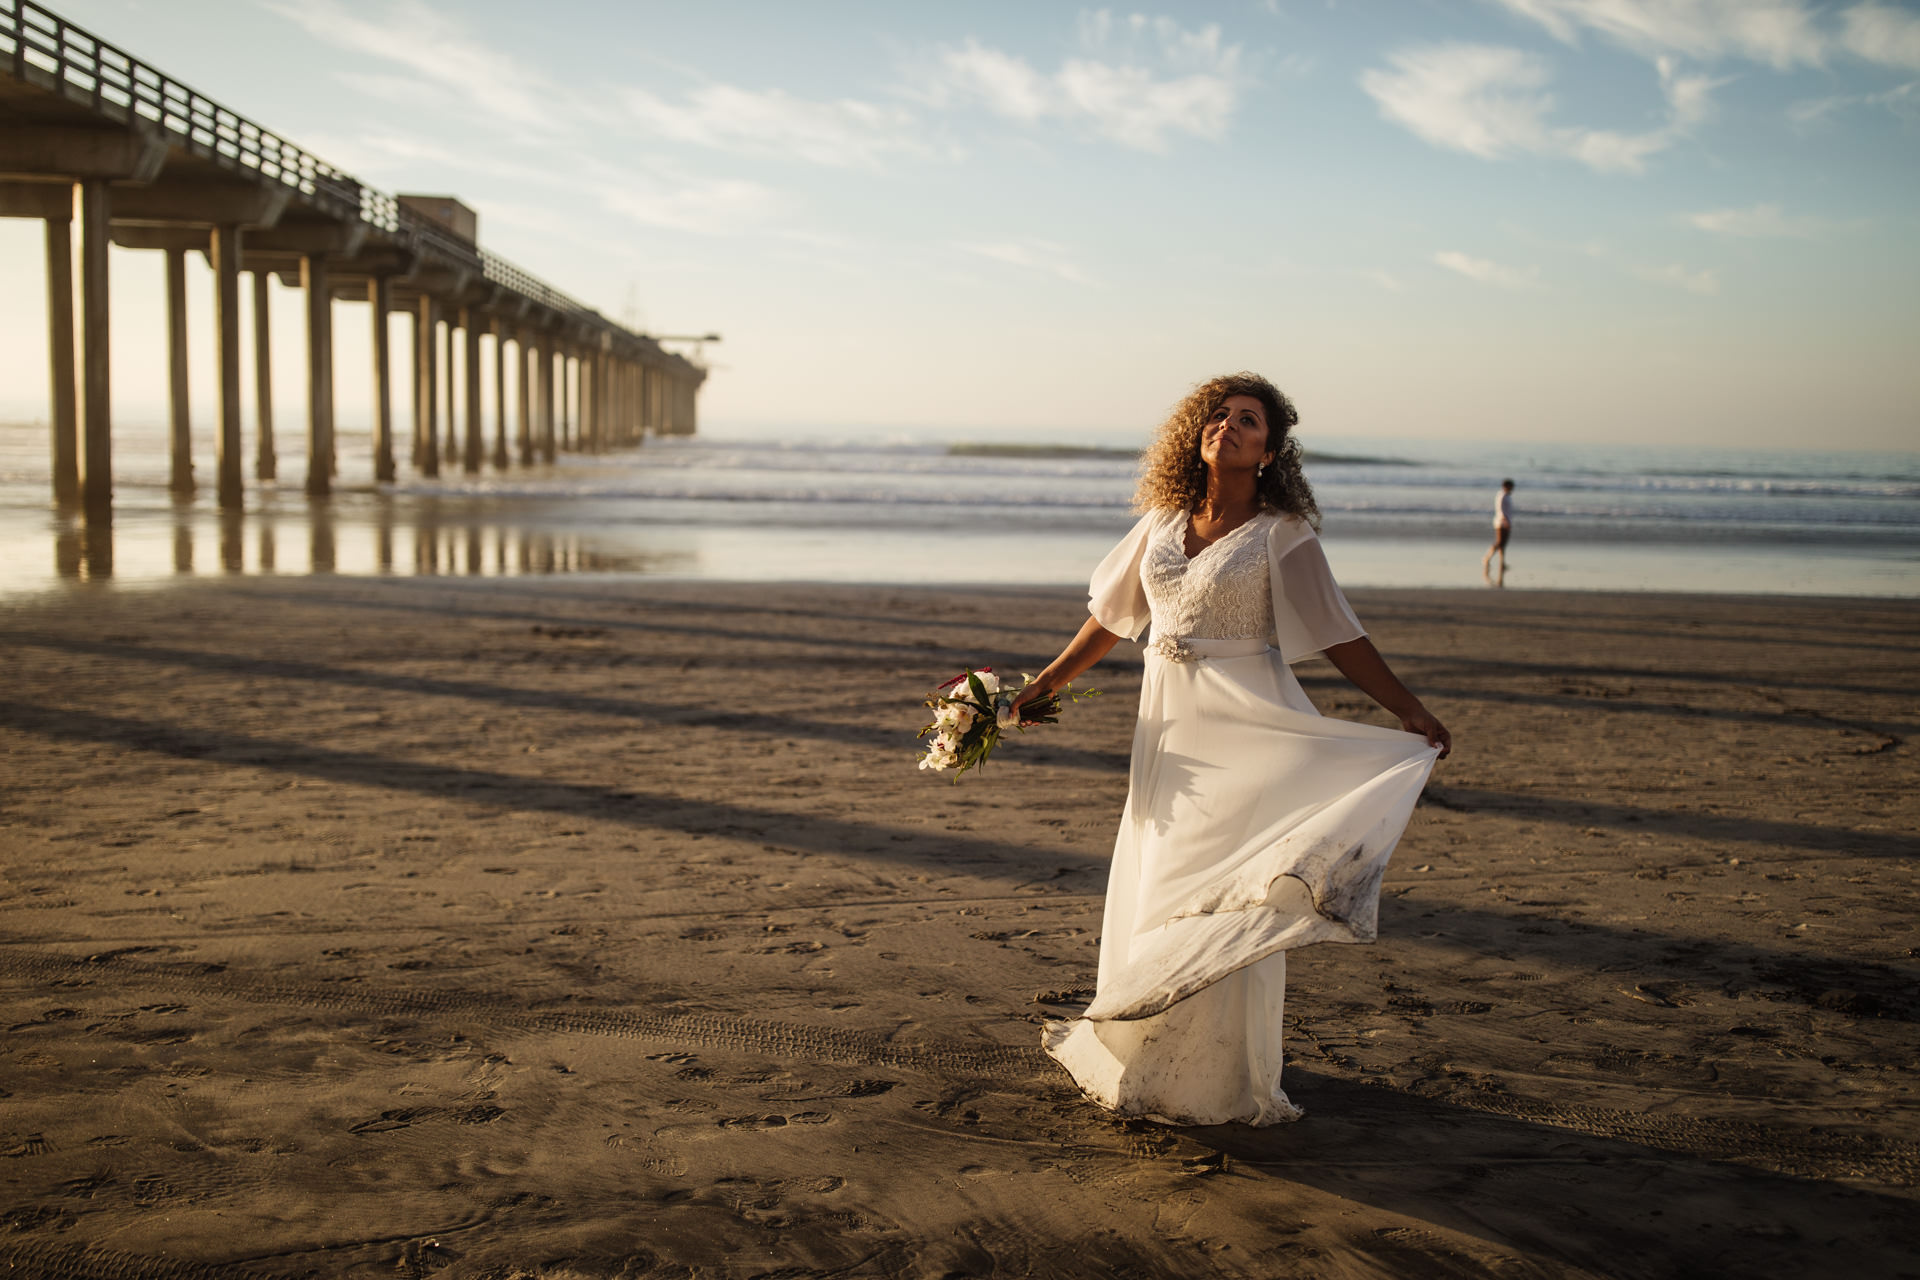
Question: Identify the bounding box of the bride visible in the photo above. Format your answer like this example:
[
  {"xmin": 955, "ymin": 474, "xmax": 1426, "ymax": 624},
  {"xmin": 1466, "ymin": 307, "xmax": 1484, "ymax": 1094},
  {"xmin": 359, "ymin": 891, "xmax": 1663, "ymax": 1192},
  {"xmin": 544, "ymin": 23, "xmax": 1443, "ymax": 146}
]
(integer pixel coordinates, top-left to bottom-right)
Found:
[{"xmin": 1007, "ymin": 373, "xmax": 1451, "ymax": 1126}]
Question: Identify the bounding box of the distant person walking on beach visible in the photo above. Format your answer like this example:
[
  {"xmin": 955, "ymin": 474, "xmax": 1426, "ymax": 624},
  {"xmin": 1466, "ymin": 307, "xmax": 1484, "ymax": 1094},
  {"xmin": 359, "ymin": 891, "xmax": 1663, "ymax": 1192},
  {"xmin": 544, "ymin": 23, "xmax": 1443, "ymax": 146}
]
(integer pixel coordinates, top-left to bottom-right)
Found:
[{"xmin": 1482, "ymin": 478, "xmax": 1515, "ymax": 583}]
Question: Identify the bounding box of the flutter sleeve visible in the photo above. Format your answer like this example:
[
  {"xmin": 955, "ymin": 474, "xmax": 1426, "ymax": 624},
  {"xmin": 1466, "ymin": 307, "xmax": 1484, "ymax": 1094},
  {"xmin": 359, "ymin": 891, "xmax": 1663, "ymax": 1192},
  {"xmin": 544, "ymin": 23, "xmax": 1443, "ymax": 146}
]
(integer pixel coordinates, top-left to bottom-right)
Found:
[
  {"xmin": 1088, "ymin": 511, "xmax": 1159, "ymax": 641},
  {"xmin": 1268, "ymin": 517, "xmax": 1366, "ymax": 664}
]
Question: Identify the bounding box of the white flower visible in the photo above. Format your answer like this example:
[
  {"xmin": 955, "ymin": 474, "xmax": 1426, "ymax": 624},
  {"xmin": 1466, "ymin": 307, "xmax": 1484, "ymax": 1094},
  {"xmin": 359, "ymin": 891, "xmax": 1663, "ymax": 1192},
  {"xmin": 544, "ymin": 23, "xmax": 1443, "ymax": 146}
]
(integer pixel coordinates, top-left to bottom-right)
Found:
[
  {"xmin": 970, "ymin": 669, "xmax": 1000, "ymax": 695},
  {"xmin": 1150, "ymin": 635, "xmax": 1196, "ymax": 663}
]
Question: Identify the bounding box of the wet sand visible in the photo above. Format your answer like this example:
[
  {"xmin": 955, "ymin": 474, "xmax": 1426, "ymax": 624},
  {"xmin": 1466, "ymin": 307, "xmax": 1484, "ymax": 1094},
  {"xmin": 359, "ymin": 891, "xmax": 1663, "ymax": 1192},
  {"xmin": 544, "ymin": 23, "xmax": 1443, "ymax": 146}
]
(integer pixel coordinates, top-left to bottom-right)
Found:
[{"xmin": 1, "ymin": 576, "xmax": 1916, "ymax": 1278}]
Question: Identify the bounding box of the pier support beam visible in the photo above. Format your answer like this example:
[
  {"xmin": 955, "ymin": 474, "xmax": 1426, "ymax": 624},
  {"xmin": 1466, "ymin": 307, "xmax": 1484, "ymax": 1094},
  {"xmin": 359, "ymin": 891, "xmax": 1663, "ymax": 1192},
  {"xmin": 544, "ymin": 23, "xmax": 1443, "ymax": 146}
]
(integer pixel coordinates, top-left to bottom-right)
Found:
[
  {"xmin": 212, "ymin": 225, "xmax": 245, "ymax": 510},
  {"xmin": 44, "ymin": 211, "xmax": 78, "ymax": 506},
  {"xmin": 415, "ymin": 295, "xmax": 439, "ymax": 477},
  {"xmin": 608, "ymin": 357, "xmax": 620, "ymax": 447},
  {"xmin": 407, "ymin": 302, "xmax": 421, "ymax": 469},
  {"xmin": 584, "ymin": 351, "xmax": 596, "ymax": 452},
  {"xmin": 165, "ymin": 247, "xmax": 194, "ymax": 496},
  {"xmin": 462, "ymin": 307, "xmax": 482, "ymax": 474},
  {"xmin": 302, "ymin": 253, "xmax": 334, "ymax": 496},
  {"xmin": 371, "ymin": 275, "xmax": 395, "ymax": 483},
  {"xmin": 442, "ymin": 311, "xmax": 457, "ymax": 466},
  {"xmin": 516, "ymin": 328, "xmax": 533, "ymax": 466},
  {"xmin": 491, "ymin": 319, "xmax": 508, "ymax": 470},
  {"xmin": 596, "ymin": 349, "xmax": 610, "ymax": 451},
  {"xmin": 622, "ymin": 361, "xmax": 634, "ymax": 444},
  {"xmin": 540, "ymin": 341, "xmax": 556, "ymax": 463},
  {"xmin": 77, "ymin": 179, "xmax": 112, "ymax": 519},
  {"xmin": 252, "ymin": 270, "xmax": 275, "ymax": 480}
]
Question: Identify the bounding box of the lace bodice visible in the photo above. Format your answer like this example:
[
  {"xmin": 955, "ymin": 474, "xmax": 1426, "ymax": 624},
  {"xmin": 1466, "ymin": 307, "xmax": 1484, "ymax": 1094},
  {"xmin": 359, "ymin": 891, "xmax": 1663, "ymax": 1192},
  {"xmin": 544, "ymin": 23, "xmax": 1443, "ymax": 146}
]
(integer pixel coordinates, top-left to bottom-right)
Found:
[
  {"xmin": 1141, "ymin": 512, "xmax": 1278, "ymax": 640},
  {"xmin": 1088, "ymin": 508, "xmax": 1369, "ymax": 663}
]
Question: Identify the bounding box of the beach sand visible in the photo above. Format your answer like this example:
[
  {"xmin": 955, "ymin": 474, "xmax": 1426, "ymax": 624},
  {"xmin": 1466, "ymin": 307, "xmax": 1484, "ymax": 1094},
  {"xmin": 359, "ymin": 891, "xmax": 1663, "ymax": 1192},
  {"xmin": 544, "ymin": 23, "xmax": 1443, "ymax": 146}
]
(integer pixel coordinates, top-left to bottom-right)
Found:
[{"xmin": 1, "ymin": 576, "xmax": 1915, "ymax": 1278}]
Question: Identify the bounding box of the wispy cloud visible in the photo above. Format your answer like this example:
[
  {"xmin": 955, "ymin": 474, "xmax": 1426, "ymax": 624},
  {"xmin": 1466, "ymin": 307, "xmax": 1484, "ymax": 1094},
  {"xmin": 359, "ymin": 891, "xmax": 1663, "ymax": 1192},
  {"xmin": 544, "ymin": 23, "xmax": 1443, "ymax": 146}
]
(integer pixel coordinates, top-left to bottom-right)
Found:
[
  {"xmin": 615, "ymin": 84, "xmax": 929, "ymax": 169},
  {"xmin": 1685, "ymin": 202, "xmax": 1829, "ymax": 237},
  {"xmin": 264, "ymin": 0, "xmax": 566, "ymax": 133},
  {"xmin": 921, "ymin": 13, "xmax": 1247, "ymax": 152},
  {"xmin": 596, "ymin": 176, "xmax": 787, "ymax": 236},
  {"xmin": 957, "ymin": 240, "xmax": 1095, "ymax": 284},
  {"xmin": 1433, "ymin": 250, "xmax": 1541, "ymax": 289},
  {"xmin": 1484, "ymin": 0, "xmax": 1825, "ymax": 70},
  {"xmin": 1789, "ymin": 78, "xmax": 1920, "ymax": 126},
  {"xmin": 1360, "ymin": 44, "xmax": 1714, "ymax": 174},
  {"xmin": 1840, "ymin": 2, "xmax": 1920, "ymax": 71},
  {"xmin": 1489, "ymin": 0, "xmax": 1920, "ymax": 73},
  {"xmin": 1632, "ymin": 262, "xmax": 1719, "ymax": 294}
]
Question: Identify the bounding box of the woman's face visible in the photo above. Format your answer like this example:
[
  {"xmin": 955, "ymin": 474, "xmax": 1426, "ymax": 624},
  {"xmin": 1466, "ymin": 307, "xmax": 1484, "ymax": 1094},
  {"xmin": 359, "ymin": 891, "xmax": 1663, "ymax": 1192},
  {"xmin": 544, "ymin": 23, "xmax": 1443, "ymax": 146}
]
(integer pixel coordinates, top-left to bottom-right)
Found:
[{"xmin": 1199, "ymin": 394, "xmax": 1275, "ymax": 474}]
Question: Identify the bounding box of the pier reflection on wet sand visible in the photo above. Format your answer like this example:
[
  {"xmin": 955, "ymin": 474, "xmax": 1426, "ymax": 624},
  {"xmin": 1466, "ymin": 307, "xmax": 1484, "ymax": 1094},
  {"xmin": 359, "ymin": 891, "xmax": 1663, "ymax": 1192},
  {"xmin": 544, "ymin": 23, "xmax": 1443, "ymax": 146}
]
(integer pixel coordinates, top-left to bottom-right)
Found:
[{"xmin": 44, "ymin": 499, "xmax": 694, "ymax": 585}]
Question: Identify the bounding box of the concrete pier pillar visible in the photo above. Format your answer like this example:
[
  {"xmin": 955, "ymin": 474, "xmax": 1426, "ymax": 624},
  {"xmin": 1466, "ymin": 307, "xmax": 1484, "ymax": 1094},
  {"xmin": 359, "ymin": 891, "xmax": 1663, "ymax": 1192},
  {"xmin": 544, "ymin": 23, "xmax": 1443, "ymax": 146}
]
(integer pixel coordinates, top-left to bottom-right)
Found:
[
  {"xmin": 370, "ymin": 275, "xmax": 394, "ymax": 483},
  {"xmin": 165, "ymin": 247, "xmax": 194, "ymax": 496},
  {"xmin": 607, "ymin": 360, "xmax": 618, "ymax": 446},
  {"xmin": 407, "ymin": 304, "xmax": 421, "ymax": 469},
  {"xmin": 588, "ymin": 352, "xmax": 603, "ymax": 452},
  {"xmin": 623, "ymin": 362, "xmax": 635, "ymax": 443},
  {"xmin": 609, "ymin": 357, "xmax": 621, "ymax": 446},
  {"xmin": 462, "ymin": 307, "xmax": 482, "ymax": 474},
  {"xmin": 302, "ymin": 254, "xmax": 334, "ymax": 496},
  {"xmin": 77, "ymin": 179, "xmax": 112, "ymax": 518},
  {"xmin": 44, "ymin": 213, "xmax": 78, "ymax": 506},
  {"xmin": 541, "ymin": 342, "xmax": 557, "ymax": 463},
  {"xmin": 560, "ymin": 351, "xmax": 573, "ymax": 450},
  {"xmin": 570, "ymin": 350, "xmax": 582, "ymax": 452},
  {"xmin": 416, "ymin": 295, "xmax": 439, "ymax": 477},
  {"xmin": 491, "ymin": 319, "xmax": 508, "ymax": 470},
  {"xmin": 252, "ymin": 271, "xmax": 276, "ymax": 480},
  {"xmin": 516, "ymin": 328, "xmax": 533, "ymax": 466},
  {"xmin": 441, "ymin": 312, "xmax": 456, "ymax": 464},
  {"xmin": 211, "ymin": 226, "xmax": 244, "ymax": 510},
  {"xmin": 596, "ymin": 350, "xmax": 610, "ymax": 450}
]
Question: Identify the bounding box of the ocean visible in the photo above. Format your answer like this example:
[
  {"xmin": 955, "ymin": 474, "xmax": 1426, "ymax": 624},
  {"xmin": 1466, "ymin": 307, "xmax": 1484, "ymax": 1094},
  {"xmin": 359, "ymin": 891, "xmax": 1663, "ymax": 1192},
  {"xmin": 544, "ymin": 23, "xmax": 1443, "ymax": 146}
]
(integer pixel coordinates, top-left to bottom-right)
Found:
[{"xmin": 2, "ymin": 420, "xmax": 1915, "ymax": 598}]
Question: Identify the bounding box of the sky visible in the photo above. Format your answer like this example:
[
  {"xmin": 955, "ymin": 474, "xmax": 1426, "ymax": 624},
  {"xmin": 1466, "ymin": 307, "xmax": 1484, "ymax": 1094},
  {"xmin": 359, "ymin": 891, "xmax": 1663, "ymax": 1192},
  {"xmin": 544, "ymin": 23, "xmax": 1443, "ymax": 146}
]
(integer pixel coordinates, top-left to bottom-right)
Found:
[{"xmin": 2, "ymin": 0, "xmax": 1917, "ymax": 450}]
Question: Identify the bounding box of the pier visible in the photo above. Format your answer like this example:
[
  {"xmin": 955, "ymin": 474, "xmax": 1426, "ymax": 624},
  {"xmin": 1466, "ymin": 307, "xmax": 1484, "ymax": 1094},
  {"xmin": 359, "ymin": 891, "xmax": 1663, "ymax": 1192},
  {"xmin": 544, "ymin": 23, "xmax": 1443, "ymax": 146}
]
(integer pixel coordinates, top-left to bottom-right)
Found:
[{"xmin": 0, "ymin": 1, "xmax": 708, "ymax": 520}]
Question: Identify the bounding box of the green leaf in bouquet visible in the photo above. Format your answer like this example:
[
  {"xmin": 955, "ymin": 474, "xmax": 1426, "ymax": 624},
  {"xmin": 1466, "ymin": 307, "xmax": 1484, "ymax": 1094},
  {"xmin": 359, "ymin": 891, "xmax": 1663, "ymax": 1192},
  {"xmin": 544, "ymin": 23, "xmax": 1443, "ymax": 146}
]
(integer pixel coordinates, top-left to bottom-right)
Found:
[{"xmin": 965, "ymin": 671, "xmax": 990, "ymax": 708}]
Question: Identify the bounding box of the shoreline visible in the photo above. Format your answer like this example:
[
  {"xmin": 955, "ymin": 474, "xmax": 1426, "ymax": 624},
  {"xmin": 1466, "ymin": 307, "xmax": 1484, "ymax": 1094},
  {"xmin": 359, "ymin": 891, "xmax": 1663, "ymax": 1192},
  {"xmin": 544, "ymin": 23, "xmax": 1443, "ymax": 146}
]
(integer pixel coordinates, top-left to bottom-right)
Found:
[
  {"xmin": 1, "ymin": 575, "xmax": 1915, "ymax": 1276},
  {"xmin": 3, "ymin": 505, "xmax": 1913, "ymax": 599}
]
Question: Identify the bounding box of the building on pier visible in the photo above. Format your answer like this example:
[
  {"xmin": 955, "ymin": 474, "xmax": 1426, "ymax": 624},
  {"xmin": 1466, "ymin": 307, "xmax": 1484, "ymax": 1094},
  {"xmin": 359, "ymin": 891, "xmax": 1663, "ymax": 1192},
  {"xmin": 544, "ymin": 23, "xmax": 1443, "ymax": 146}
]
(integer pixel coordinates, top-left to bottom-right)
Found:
[{"xmin": 0, "ymin": 1, "xmax": 708, "ymax": 517}]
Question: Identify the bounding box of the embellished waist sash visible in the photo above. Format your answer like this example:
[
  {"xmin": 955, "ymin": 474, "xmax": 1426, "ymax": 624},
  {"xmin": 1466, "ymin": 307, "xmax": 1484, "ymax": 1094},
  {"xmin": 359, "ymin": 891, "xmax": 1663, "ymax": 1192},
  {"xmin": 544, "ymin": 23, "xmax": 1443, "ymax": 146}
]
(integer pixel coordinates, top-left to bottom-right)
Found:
[{"xmin": 1146, "ymin": 634, "xmax": 1272, "ymax": 664}]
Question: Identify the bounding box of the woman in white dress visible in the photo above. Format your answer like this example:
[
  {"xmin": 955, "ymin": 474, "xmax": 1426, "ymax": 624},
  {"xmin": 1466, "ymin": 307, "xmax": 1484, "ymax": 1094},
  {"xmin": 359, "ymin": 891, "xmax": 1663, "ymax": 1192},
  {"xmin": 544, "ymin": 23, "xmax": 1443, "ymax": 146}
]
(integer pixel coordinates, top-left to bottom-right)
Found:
[{"xmin": 1008, "ymin": 373, "xmax": 1451, "ymax": 1126}]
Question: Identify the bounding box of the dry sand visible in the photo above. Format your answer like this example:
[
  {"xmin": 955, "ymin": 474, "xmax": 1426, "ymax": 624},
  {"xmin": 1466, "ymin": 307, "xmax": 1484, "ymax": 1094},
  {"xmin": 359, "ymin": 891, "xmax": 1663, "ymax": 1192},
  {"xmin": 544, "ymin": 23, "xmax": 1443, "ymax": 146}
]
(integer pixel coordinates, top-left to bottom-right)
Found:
[{"xmin": 1, "ymin": 575, "xmax": 1916, "ymax": 1279}]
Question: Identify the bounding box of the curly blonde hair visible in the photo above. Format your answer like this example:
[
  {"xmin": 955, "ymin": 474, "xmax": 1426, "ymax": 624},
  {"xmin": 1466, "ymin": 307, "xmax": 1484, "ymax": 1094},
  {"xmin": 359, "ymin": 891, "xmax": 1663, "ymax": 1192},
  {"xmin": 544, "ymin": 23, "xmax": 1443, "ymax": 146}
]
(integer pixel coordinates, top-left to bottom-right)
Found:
[{"xmin": 1134, "ymin": 372, "xmax": 1320, "ymax": 528}]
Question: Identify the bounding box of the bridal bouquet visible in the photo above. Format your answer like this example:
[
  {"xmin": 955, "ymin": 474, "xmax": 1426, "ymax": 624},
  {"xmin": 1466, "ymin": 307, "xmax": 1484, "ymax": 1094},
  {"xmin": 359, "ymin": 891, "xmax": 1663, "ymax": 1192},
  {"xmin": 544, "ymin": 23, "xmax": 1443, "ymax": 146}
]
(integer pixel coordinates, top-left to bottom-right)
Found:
[{"xmin": 917, "ymin": 667, "xmax": 1095, "ymax": 779}]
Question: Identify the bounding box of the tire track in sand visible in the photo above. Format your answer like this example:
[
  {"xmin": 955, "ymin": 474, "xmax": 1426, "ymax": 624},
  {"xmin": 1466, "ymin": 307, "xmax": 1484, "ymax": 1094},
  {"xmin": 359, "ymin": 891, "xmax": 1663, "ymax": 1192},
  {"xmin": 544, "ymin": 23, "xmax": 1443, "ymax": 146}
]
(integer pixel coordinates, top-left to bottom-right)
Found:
[
  {"xmin": 0, "ymin": 947, "xmax": 1049, "ymax": 1078},
  {"xmin": 0, "ymin": 1240, "xmax": 274, "ymax": 1280},
  {"xmin": 5, "ymin": 947, "xmax": 1912, "ymax": 1185},
  {"xmin": 1428, "ymin": 1088, "xmax": 1917, "ymax": 1186}
]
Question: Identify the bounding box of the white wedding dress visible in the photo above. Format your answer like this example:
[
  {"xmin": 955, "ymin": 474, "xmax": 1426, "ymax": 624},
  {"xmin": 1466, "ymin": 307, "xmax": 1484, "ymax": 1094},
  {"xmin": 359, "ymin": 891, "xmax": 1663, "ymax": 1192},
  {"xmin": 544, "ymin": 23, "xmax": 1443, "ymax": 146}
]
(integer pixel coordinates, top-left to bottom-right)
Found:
[{"xmin": 1041, "ymin": 508, "xmax": 1440, "ymax": 1125}]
